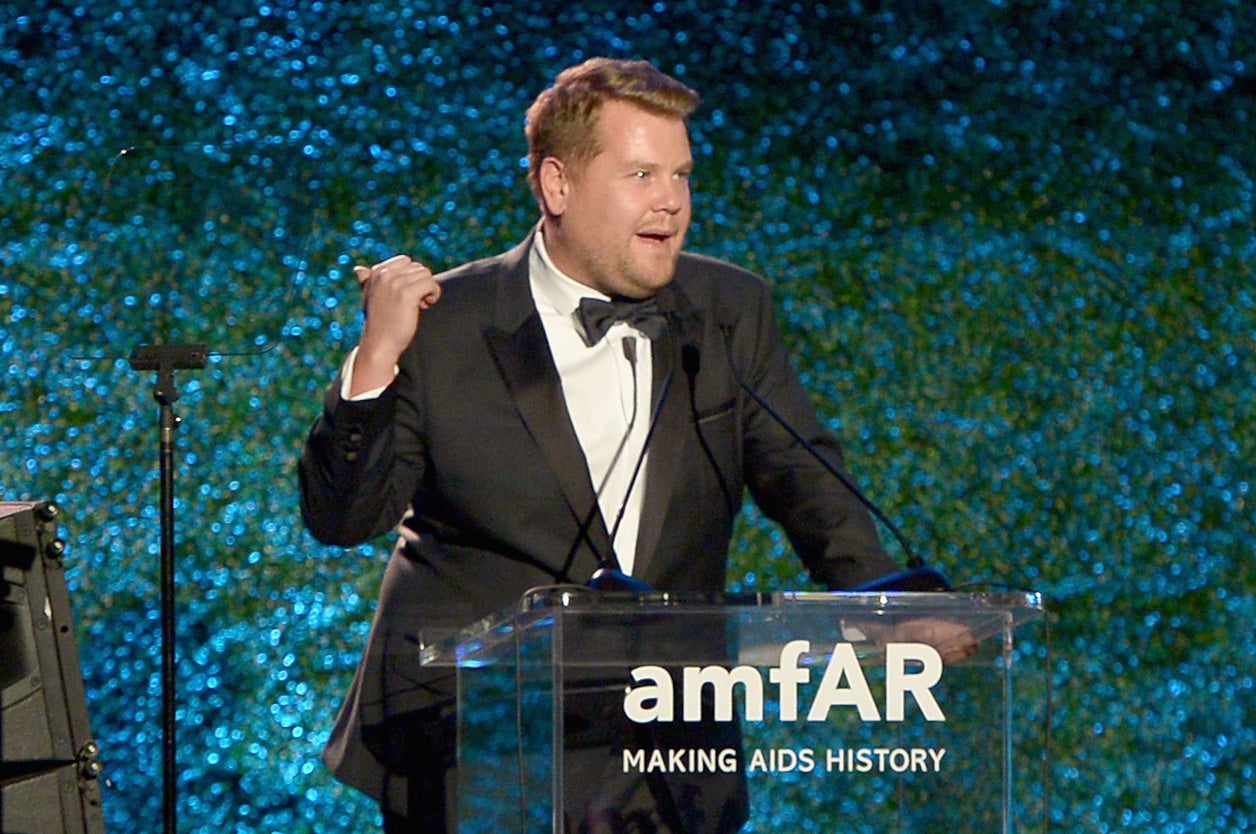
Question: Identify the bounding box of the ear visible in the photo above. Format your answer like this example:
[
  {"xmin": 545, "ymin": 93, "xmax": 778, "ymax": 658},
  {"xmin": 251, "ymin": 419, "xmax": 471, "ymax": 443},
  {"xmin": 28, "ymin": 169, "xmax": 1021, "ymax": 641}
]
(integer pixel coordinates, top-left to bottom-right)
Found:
[{"xmin": 537, "ymin": 157, "xmax": 569, "ymax": 217}]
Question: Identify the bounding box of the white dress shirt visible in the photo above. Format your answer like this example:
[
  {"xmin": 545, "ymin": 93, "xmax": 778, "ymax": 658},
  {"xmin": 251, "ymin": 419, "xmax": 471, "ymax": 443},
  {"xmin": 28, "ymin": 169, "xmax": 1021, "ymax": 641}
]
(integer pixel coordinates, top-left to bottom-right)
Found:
[{"xmin": 528, "ymin": 231, "xmax": 654, "ymax": 575}]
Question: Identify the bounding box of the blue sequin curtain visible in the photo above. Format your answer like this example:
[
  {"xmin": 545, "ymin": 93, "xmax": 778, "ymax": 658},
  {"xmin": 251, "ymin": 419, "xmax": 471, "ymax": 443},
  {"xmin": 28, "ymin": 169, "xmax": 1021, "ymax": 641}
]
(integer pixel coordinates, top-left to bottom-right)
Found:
[{"xmin": 2, "ymin": 2, "xmax": 1252, "ymax": 832}]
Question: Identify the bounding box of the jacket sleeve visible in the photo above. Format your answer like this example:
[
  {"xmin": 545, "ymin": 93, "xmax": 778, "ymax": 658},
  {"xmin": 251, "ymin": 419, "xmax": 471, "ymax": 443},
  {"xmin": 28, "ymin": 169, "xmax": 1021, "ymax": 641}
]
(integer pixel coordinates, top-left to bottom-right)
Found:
[
  {"xmin": 730, "ymin": 277, "xmax": 902, "ymax": 589},
  {"xmin": 298, "ymin": 367, "xmax": 424, "ymax": 547}
]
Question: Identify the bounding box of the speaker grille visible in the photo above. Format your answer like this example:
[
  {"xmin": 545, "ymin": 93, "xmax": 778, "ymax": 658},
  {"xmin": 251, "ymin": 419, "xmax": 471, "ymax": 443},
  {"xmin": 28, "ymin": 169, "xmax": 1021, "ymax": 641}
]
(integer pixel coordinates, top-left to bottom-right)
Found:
[{"xmin": 1, "ymin": 501, "xmax": 106, "ymax": 834}]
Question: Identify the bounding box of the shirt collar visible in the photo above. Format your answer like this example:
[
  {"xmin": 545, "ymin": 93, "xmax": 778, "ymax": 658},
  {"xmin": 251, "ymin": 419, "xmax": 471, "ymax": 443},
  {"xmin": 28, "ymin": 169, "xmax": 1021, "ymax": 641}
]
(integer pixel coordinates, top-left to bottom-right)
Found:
[{"xmin": 529, "ymin": 227, "xmax": 609, "ymax": 323}]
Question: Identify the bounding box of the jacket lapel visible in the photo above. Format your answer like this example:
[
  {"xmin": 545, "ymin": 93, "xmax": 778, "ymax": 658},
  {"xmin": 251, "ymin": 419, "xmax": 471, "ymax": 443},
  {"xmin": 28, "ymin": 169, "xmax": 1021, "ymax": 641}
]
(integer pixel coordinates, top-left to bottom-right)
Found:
[
  {"xmin": 631, "ymin": 286, "xmax": 701, "ymax": 580},
  {"xmin": 481, "ymin": 236, "xmax": 614, "ymax": 577}
]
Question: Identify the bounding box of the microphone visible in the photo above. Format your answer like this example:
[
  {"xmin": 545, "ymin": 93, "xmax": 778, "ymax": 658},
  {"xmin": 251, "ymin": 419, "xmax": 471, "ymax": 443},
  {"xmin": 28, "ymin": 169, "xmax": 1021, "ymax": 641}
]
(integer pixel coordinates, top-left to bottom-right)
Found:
[
  {"xmin": 559, "ymin": 336, "xmax": 642, "ymax": 585},
  {"xmin": 587, "ymin": 341, "xmax": 675, "ymax": 593},
  {"xmin": 716, "ymin": 328, "xmax": 951, "ymax": 592},
  {"xmin": 683, "ymin": 344, "xmax": 737, "ymax": 517}
]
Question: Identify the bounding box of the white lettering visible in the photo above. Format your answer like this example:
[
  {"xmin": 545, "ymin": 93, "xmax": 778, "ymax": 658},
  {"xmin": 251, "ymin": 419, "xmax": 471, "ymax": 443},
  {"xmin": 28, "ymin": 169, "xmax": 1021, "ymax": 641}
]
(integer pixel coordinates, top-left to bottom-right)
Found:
[
  {"xmin": 806, "ymin": 643, "xmax": 880, "ymax": 721},
  {"xmin": 747, "ymin": 747, "xmax": 816, "ymax": 773},
  {"xmin": 885, "ymin": 643, "xmax": 945, "ymax": 721},
  {"xmin": 768, "ymin": 640, "xmax": 811, "ymax": 720},
  {"xmin": 623, "ymin": 666, "xmax": 673, "ymax": 722},
  {"xmin": 825, "ymin": 747, "xmax": 948, "ymax": 773},
  {"xmin": 621, "ymin": 748, "xmax": 739, "ymax": 773},
  {"xmin": 682, "ymin": 665, "xmax": 763, "ymax": 721},
  {"xmin": 623, "ymin": 748, "xmax": 645, "ymax": 771},
  {"xmin": 648, "ymin": 749, "xmax": 666, "ymax": 771},
  {"xmin": 622, "ymin": 642, "xmax": 947, "ymax": 725}
]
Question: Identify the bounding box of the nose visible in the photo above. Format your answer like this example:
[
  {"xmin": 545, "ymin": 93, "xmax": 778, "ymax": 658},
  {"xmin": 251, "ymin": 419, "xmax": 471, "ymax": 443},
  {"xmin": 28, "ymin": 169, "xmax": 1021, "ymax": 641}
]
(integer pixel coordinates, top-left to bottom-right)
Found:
[{"xmin": 656, "ymin": 176, "xmax": 688, "ymax": 214}]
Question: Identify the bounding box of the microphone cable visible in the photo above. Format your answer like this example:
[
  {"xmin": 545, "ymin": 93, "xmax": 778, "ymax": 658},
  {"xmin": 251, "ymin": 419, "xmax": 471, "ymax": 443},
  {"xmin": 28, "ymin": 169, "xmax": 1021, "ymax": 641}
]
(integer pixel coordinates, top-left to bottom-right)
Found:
[
  {"xmin": 558, "ymin": 336, "xmax": 642, "ymax": 583},
  {"xmin": 717, "ymin": 324, "xmax": 949, "ymax": 591}
]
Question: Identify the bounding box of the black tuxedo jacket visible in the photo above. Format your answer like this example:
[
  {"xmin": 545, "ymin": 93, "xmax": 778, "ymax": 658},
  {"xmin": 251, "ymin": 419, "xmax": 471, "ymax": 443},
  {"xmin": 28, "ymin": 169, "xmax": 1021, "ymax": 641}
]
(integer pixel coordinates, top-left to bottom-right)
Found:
[{"xmin": 298, "ymin": 232, "xmax": 899, "ymax": 814}]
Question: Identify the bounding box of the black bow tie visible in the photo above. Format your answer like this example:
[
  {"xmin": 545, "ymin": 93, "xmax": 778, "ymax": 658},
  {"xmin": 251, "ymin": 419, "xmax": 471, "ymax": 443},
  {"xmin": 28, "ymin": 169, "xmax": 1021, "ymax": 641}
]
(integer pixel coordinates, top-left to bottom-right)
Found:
[{"xmin": 575, "ymin": 296, "xmax": 667, "ymax": 346}]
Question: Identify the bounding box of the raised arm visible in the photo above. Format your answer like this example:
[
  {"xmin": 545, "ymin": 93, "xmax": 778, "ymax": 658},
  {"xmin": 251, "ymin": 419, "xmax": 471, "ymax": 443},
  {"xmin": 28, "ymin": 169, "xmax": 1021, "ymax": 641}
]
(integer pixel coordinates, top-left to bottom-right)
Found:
[{"xmin": 349, "ymin": 254, "xmax": 442, "ymax": 396}]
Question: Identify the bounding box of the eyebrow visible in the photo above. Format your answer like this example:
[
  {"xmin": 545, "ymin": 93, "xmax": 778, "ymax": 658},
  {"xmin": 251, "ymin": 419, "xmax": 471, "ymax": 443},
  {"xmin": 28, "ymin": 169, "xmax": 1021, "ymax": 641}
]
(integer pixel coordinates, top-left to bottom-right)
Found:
[{"xmin": 623, "ymin": 158, "xmax": 694, "ymax": 172}]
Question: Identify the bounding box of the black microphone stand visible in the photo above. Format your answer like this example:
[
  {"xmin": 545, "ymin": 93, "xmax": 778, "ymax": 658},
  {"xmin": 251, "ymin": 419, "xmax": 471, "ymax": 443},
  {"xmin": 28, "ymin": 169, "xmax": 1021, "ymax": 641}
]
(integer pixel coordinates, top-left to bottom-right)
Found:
[
  {"xmin": 734, "ymin": 377, "xmax": 951, "ymax": 592},
  {"xmin": 129, "ymin": 343, "xmax": 207, "ymax": 834}
]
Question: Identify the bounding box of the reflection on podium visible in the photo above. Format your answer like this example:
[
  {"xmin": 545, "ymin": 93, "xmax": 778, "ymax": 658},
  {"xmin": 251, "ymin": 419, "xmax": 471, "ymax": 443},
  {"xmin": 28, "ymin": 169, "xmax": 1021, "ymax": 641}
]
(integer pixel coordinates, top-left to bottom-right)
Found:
[{"xmin": 423, "ymin": 588, "xmax": 1045, "ymax": 833}]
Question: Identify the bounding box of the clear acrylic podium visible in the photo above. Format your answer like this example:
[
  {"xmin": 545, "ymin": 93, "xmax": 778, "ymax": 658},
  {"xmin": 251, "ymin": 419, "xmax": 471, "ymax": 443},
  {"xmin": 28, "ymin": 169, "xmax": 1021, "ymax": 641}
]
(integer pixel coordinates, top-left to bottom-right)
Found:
[{"xmin": 422, "ymin": 589, "xmax": 1045, "ymax": 833}]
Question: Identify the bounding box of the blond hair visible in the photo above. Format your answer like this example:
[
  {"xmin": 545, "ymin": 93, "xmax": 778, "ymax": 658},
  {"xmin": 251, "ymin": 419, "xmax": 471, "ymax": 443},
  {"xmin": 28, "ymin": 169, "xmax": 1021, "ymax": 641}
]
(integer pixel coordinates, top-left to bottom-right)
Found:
[{"xmin": 524, "ymin": 58, "xmax": 700, "ymax": 204}]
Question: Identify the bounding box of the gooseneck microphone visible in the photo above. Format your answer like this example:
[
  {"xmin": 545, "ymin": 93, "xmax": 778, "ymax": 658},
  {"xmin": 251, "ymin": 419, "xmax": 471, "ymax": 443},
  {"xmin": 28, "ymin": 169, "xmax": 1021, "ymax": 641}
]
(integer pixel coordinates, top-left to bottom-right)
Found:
[
  {"xmin": 714, "ymin": 327, "xmax": 951, "ymax": 592},
  {"xmin": 559, "ymin": 336, "xmax": 642, "ymax": 585},
  {"xmin": 683, "ymin": 344, "xmax": 738, "ymax": 518},
  {"xmin": 587, "ymin": 345, "xmax": 675, "ymax": 593}
]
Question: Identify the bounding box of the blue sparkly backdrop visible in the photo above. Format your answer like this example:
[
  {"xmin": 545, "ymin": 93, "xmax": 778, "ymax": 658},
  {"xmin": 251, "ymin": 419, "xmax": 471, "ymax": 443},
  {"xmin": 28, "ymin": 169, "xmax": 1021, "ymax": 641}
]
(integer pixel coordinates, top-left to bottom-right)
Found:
[{"xmin": 2, "ymin": 2, "xmax": 1252, "ymax": 832}]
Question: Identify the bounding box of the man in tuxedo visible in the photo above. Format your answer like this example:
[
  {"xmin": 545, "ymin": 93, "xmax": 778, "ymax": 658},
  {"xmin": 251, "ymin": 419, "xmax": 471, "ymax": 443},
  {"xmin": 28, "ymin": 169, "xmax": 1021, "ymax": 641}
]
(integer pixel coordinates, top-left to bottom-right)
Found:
[{"xmin": 299, "ymin": 57, "xmax": 903, "ymax": 833}]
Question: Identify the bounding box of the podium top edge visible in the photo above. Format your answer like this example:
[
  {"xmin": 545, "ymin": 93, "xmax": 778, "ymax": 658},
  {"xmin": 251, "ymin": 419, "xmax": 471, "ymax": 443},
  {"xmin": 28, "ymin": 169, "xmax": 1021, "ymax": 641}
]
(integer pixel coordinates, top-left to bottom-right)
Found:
[
  {"xmin": 419, "ymin": 588, "xmax": 1048, "ymax": 668},
  {"xmin": 516, "ymin": 588, "xmax": 1044, "ymax": 615}
]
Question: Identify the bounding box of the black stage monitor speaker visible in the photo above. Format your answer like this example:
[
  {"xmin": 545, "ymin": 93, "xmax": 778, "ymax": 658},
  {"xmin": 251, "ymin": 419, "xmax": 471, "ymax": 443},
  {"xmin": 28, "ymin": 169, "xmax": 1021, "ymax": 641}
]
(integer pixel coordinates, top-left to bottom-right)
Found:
[{"xmin": 1, "ymin": 501, "xmax": 105, "ymax": 834}]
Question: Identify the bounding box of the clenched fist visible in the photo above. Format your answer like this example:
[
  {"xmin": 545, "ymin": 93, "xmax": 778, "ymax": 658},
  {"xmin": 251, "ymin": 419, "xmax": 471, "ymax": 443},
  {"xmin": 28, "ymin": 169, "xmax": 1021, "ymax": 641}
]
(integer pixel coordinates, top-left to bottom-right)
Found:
[{"xmin": 349, "ymin": 254, "xmax": 442, "ymax": 396}]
